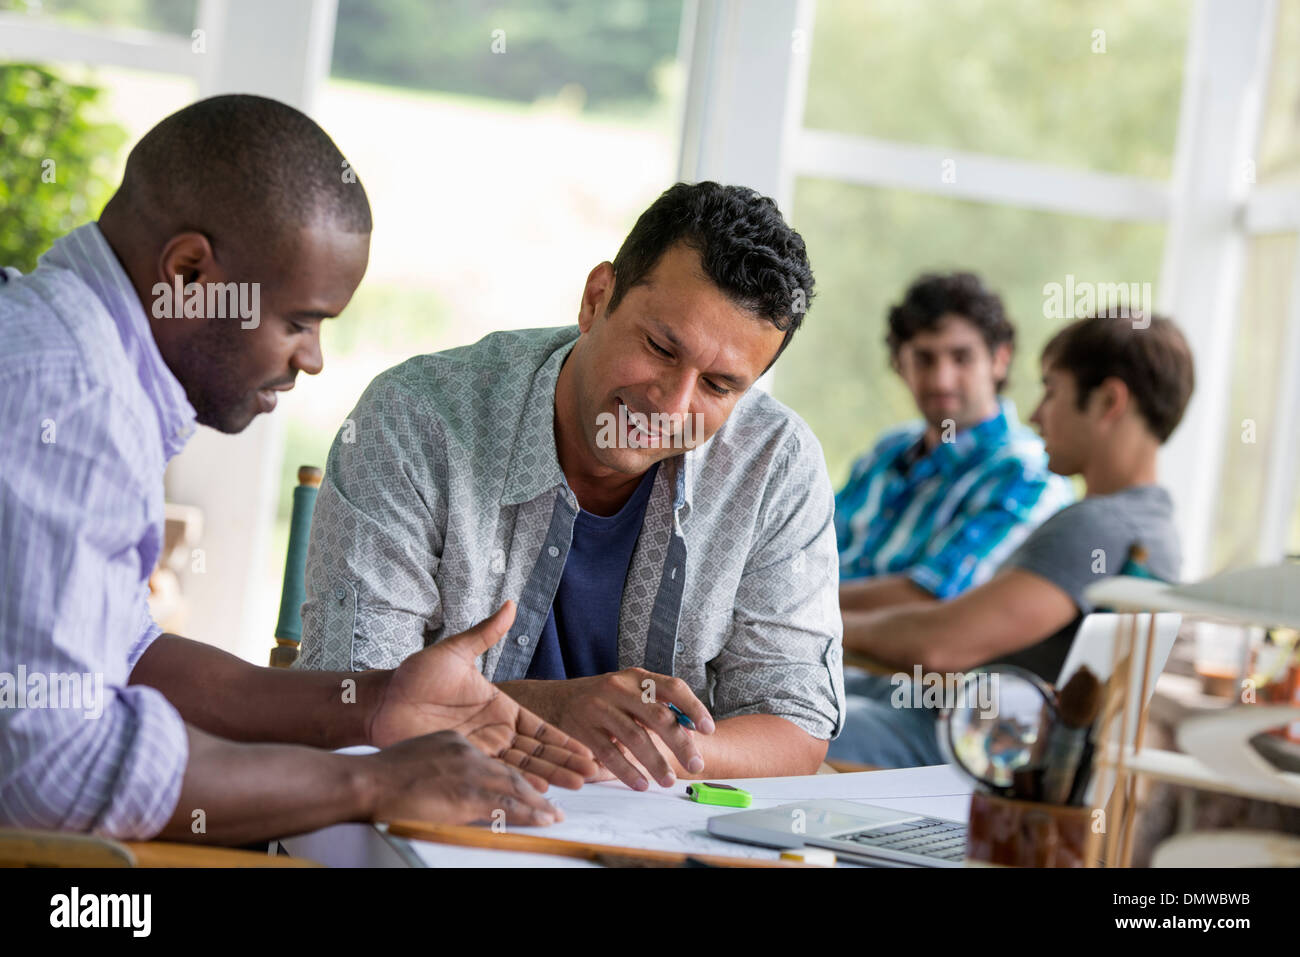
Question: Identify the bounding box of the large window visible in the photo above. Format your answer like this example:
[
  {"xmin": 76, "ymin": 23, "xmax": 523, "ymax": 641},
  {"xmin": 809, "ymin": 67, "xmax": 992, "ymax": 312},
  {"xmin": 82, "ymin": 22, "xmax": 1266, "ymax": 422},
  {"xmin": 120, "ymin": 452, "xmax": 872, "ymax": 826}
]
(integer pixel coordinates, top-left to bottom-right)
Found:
[
  {"xmin": 0, "ymin": 0, "xmax": 196, "ymax": 34},
  {"xmin": 783, "ymin": 181, "xmax": 1166, "ymax": 483},
  {"xmin": 0, "ymin": 2, "xmax": 199, "ymax": 267},
  {"xmin": 1, "ymin": 0, "xmax": 689, "ymax": 661},
  {"xmin": 4, "ymin": 0, "xmax": 1297, "ymax": 660},
  {"xmin": 1241, "ymin": 0, "xmax": 1300, "ymax": 562},
  {"xmin": 777, "ymin": 0, "xmax": 1188, "ymax": 487},
  {"xmin": 1211, "ymin": 234, "xmax": 1297, "ymax": 570},
  {"xmin": 267, "ymin": 1, "xmax": 689, "ymax": 645},
  {"xmin": 802, "ymin": 0, "xmax": 1187, "ymax": 178},
  {"xmin": 283, "ymin": 0, "xmax": 686, "ymax": 501},
  {"xmin": 763, "ymin": 0, "xmax": 1300, "ymax": 580}
]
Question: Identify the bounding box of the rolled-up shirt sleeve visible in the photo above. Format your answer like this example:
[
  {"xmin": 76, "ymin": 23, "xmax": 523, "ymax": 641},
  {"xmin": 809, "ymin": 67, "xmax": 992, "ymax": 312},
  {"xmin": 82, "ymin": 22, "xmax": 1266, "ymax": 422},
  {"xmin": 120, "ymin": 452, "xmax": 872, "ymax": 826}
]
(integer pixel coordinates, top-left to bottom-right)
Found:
[
  {"xmin": 712, "ymin": 425, "xmax": 846, "ymax": 739},
  {"xmin": 127, "ymin": 603, "xmax": 165, "ymax": 672},
  {"xmin": 0, "ymin": 374, "xmax": 188, "ymax": 840}
]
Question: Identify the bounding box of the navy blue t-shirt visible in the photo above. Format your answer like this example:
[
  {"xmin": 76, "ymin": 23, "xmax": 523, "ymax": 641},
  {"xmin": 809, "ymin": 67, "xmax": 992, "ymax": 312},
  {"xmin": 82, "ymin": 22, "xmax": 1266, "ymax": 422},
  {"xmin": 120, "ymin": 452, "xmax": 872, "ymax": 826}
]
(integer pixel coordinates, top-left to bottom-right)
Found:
[{"xmin": 525, "ymin": 464, "xmax": 660, "ymax": 680}]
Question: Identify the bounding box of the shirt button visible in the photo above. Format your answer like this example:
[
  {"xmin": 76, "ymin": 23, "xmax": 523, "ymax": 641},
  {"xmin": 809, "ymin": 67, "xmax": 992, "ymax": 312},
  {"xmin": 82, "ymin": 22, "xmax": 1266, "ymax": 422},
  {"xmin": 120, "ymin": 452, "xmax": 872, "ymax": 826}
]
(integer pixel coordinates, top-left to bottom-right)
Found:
[
  {"xmin": 547, "ymin": 546, "xmax": 560, "ymax": 558},
  {"xmin": 675, "ymin": 641, "xmax": 684, "ymax": 654},
  {"xmin": 334, "ymin": 586, "xmax": 346, "ymax": 601},
  {"xmin": 516, "ymin": 634, "xmax": 529, "ymax": 646}
]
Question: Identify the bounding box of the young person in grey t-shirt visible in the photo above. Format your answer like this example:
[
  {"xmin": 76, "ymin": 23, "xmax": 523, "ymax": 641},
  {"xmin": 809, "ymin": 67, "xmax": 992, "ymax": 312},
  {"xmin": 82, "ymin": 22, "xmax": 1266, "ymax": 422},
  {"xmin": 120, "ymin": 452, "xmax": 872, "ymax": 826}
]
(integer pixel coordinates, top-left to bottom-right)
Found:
[{"xmin": 829, "ymin": 312, "xmax": 1195, "ymax": 768}]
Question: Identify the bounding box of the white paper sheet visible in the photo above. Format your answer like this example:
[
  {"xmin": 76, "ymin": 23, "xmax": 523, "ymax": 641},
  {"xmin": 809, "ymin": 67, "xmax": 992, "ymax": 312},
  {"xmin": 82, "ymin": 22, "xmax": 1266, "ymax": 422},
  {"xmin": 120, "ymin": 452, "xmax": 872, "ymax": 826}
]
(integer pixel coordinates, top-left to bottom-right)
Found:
[{"xmin": 402, "ymin": 764, "xmax": 973, "ymax": 868}]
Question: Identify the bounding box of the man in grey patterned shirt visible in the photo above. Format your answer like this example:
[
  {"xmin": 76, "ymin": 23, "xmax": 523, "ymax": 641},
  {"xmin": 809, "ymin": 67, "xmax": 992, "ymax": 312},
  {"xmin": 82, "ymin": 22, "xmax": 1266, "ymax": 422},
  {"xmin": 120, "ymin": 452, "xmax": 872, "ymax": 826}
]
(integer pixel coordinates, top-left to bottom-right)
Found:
[{"xmin": 300, "ymin": 182, "xmax": 845, "ymax": 788}]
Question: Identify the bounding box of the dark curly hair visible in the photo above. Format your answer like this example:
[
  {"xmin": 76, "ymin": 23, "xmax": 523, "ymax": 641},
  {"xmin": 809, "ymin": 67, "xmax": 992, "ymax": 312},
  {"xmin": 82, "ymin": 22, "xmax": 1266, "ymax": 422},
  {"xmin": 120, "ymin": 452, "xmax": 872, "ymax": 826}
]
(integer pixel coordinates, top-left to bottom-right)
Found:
[
  {"xmin": 608, "ymin": 181, "xmax": 814, "ymax": 367},
  {"xmin": 886, "ymin": 272, "xmax": 1016, "ymax": 391}
]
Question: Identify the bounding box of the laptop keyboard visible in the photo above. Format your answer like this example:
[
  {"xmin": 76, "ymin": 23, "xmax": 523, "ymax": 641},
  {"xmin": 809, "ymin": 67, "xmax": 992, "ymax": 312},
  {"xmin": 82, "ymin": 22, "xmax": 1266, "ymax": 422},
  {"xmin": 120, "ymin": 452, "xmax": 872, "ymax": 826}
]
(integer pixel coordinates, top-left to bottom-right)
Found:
[{"xmin": 838, "ymin": 818, "xmax": 967, "ymax": 861}]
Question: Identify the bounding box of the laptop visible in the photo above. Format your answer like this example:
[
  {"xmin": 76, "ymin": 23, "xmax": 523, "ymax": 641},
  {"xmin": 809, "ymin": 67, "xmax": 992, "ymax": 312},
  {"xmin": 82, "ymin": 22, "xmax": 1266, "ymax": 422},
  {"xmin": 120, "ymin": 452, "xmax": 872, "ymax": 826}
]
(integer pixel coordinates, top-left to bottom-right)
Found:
[
  {"xmin": 706, "ymin": 612, "xmax": 1182, "ymax": 867},
  {"xmin": 707, "ymin": 799, "xmax": 969, "ymax": 867}
]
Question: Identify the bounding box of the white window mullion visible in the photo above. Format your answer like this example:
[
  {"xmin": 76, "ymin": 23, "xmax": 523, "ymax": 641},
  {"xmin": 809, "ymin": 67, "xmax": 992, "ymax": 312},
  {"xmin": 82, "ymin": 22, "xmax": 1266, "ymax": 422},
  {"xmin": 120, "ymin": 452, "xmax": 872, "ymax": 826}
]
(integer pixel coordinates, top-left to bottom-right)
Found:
[
  {"xmin": 676, "ymin": 0, "xmax": 814, "ymax": 396},
  {"xmin": 1257, "ymin": 240, "xmax": 1300, "ymax": 562},
  {"xmin": 1157, "ymin": 0, "xmax": 1277, "ymax": 580},
  {"xmin": 791, "ymin": 128, "xmax": 1171, "ymax": 223},
  {"xmin": 1244, "ymin": 184, "xmax": 1300, "ymax": 234},
  {"xmin": 676, "ymin": 0, "xmax": 813, "ymax": 211},
  {"xmin": 195, "ymin": 0, "xmax": 337, "ymax": 112},
  {"xmin": 0, "ymin": 12, "xmax": 200, "ymax": 76}
]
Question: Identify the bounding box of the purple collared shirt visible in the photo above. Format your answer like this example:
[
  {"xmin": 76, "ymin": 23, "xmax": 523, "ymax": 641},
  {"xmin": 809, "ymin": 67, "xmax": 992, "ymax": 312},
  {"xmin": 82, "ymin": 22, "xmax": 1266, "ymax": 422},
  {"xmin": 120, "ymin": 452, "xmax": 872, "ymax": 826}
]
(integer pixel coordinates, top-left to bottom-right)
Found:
[{"xmin": 0, "ymin": 223, "xmax": 194, "ymax": 839}]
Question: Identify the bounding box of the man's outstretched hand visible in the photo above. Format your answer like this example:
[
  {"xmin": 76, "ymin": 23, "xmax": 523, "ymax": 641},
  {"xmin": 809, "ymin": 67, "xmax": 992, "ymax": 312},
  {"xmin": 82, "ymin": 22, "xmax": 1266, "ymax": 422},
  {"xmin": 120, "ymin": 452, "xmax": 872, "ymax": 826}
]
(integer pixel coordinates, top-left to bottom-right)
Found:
[{"xmin": 367, "ymin": 601, "xmax": 598, "ymax": 791}]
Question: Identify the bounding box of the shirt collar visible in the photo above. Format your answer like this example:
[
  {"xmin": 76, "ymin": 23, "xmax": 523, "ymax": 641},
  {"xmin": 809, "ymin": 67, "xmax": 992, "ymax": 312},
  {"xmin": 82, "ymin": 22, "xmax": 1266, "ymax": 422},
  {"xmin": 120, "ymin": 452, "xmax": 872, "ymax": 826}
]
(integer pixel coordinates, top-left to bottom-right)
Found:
[
  {"xmin": 41, "ymin": 223, "xmax": 197, "ymax": 461},
  {"xmin": 905, "ymin": 397, "xmax": 1018, "ymax": 478},
  {"xmin": 501, "ymin": 334, "xmax": 578, "ymax": 506},
  {"xmin": 674, "ymin": 446, "xmax": 695, "ymax": 515},
  {"xmin": 500, "ymin": 330, "xmax": 695, "ymax": 518},
  {"xmin": 937, "ymin": 397, "xmax": 1017, "ymax": 473}
]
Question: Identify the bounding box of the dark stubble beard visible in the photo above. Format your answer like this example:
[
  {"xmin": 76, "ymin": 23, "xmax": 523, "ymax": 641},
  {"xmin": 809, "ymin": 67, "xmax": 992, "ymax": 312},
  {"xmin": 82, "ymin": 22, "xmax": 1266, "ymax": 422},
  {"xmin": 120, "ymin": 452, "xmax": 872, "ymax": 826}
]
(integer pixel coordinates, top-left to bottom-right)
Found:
[{"xmin": 172, "ymin": 318, "xmax": 259, "ymax": 434}]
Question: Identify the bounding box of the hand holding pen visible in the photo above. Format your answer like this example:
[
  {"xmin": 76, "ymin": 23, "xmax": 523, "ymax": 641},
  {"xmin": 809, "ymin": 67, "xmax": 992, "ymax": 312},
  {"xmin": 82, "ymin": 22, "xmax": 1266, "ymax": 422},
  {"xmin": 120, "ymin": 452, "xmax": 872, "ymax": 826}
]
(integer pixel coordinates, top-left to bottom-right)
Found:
[{"xmin": 504, "ymin": 668, "xmax": 714, "ymax": 791}]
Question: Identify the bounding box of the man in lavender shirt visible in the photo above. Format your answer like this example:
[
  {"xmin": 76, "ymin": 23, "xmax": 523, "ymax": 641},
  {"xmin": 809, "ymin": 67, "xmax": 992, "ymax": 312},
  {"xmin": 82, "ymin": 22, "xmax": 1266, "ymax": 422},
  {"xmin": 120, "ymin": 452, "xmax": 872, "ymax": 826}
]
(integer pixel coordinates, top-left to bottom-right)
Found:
[{"xmin": 0, "ymin": 95, "xmax": 594, "ymax": 845}]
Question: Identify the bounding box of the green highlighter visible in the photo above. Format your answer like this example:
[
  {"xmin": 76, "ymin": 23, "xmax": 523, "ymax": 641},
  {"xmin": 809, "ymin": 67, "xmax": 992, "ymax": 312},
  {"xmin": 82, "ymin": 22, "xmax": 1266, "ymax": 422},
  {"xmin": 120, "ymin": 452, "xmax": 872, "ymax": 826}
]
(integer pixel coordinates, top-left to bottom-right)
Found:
[{"xmin": 685, "ymin": 782, "xmax": 753, "ymax": 808}]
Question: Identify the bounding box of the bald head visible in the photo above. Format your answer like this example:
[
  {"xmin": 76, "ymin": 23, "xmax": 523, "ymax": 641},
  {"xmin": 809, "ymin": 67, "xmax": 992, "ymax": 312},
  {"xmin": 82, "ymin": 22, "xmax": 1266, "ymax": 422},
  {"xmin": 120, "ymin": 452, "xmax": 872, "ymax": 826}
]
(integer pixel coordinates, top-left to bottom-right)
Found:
[{"xmin": 106, "ymin": 94, "xmax": 370, "ymax": 263}]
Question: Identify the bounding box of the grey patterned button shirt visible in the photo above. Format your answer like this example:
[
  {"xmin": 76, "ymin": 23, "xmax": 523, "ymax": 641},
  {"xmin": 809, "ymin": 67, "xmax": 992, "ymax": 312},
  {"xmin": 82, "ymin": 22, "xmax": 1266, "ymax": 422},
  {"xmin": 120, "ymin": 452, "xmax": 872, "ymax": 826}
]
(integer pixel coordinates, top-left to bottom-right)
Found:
[{"xmin": 297, "ymin": 326, "xmax": 844, "ymax": 739}]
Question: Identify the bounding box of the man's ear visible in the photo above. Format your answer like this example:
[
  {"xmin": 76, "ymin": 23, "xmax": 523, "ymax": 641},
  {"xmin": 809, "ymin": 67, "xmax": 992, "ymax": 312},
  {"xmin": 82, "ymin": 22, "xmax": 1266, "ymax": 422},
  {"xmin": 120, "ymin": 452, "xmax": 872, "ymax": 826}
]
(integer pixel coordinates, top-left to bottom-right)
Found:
[
  {"xmin": 157, "ymin": 231, "xmax": 218, "ymax": 287},
  {"xmin": 1093, "ymin": 376, "xmax": 1131, "ymax": 424},
  {"xmin": 990, "ymin": 342, "xmax": 1013, "ymax": 386},
  {"xmin": 578, "ymin": 261, "xmax": 615, "ymax": 333}
]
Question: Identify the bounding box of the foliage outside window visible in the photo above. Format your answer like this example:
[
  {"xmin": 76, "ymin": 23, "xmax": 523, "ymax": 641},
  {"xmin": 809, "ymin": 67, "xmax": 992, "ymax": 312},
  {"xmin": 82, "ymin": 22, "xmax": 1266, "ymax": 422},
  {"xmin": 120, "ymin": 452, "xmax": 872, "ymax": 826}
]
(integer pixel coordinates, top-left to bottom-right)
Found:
[{"xmin": 0, "ymin": 63, "xmax": 125, "ymax": 273}]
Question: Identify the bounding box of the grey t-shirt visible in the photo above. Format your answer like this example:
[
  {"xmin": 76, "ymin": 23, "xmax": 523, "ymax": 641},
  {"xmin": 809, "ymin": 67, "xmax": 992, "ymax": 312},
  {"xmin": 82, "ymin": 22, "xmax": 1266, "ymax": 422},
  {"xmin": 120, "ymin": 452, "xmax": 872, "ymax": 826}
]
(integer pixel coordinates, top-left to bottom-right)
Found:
[{"xmin": 992, "ymin": 484, "xmax": 1181, "ymax": 681}]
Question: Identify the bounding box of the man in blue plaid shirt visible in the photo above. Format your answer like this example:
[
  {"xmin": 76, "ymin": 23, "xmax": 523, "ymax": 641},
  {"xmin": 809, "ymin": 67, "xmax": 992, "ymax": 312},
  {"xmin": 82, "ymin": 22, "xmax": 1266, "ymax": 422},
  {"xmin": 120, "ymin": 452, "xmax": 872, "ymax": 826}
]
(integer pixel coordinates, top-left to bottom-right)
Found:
[{"xmin": 835, "ymin": 273, "xmax": 1072, "ymax": 611}]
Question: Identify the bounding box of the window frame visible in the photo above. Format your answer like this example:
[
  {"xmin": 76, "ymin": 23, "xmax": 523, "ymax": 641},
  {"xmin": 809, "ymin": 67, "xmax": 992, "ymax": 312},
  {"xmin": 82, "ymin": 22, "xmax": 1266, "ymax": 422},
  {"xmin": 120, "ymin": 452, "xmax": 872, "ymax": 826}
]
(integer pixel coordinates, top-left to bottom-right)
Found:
[{"xmin": 678, "ymin": 0, "xmax": 1293, "ymax": 578}]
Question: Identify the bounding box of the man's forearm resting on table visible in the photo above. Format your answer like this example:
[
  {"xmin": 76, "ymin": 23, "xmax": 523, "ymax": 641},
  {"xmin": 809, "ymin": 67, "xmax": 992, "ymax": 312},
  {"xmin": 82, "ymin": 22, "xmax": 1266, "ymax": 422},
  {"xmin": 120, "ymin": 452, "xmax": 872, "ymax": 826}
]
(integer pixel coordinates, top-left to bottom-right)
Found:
[
  {"xmin": 130, "ymin": 634, "xmax": 385, "ymax": 749},
  {"xmin": 158, "ymin": 725, "xmax": 374, "ymax": 845}
]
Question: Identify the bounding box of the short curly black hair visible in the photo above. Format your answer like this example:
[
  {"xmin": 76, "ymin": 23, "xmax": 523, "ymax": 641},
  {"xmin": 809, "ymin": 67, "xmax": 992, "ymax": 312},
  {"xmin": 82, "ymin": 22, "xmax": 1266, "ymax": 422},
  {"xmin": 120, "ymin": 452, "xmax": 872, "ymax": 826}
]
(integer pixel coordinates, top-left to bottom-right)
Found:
[
  {"xmin": 886, "ymin": 272, "xmax": 1016, "ymax": 391},
  {"xmin": 607, "ymin": 181, "xmax": 814, "ymax": 367}
]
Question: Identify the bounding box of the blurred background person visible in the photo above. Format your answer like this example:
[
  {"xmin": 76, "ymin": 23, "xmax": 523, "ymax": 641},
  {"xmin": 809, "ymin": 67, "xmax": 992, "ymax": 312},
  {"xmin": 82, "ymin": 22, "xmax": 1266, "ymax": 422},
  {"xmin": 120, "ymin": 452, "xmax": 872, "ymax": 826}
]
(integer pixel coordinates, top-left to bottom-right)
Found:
[{"xmin": 837, "ymin": 272, "xmax": 1073, "ymax": 614}]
